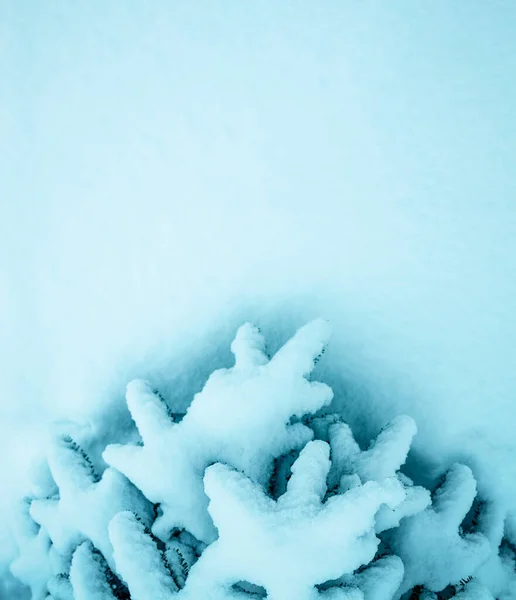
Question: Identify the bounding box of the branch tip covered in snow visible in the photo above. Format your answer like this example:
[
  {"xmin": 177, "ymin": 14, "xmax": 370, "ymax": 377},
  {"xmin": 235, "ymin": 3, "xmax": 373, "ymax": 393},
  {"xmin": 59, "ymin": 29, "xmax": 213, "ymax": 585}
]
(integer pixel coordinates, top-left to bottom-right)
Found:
[{"xmin": 8, "ymin": 320, "xmax": 515, "ymax": 600}]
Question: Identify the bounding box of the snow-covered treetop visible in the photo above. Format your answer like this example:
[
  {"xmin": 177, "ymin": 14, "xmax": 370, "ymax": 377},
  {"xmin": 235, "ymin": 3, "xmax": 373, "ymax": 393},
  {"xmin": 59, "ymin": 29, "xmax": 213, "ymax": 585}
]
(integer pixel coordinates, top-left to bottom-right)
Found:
[
  {"xmin": 103, "ymin": 319, "xmax": 333, "ymax": 542},
  {"xmin": 182, "ymin": 440, "xmax": 405, "ymax": 600},
  {"xmin": 7, "ymin": 320, "xmax": 515, "ymax": 600}
]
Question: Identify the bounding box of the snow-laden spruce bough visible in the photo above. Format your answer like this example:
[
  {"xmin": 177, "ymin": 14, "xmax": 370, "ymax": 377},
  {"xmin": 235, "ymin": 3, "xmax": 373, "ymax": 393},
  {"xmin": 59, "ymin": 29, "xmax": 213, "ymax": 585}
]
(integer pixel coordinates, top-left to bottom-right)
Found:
[{"xmin": 8, "ymin": 321, "xmax": 516, "ymax": 600}]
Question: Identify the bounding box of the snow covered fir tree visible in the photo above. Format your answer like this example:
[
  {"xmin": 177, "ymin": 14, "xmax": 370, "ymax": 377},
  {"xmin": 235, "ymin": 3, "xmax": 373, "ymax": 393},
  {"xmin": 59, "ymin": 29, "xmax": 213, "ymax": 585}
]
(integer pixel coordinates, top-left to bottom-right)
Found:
[{"xmin": 6, "ymin": 320, "xmax": 516, "ymax": 600}]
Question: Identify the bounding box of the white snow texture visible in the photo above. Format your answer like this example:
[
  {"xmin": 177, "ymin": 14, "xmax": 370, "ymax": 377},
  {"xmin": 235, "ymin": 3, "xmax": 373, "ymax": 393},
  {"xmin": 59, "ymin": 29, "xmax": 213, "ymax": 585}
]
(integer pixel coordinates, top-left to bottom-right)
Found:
[{"xmin": 6, "ymin": 321, "xmax": 516, "ymax": 600}]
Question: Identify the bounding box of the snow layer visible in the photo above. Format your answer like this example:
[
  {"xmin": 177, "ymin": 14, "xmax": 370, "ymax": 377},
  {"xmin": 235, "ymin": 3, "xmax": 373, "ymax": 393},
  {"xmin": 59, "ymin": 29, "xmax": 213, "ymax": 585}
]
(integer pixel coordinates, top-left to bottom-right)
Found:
[
  {"xmin": 103, "ymin": 320, "xmax": 332, "ymax": 542},
  {"xmin": 1, "ymin": 0, "xmax": 516, "ymax": 583},
  {"xmin": 9, "ymin": 499, "xmax": 53, "ymax": 600},
  {"xmin": 29, "ymin": 434, "xmax": 153, "ymax": 570},
  {"xmin": 335, "ymin": 556, "xmax": 404, "ymax": 600},
  {"xmin": 182, "ymin": 441, "xmax": 404, "ymax": 600},
  {"xmin": 314, "ymin": 414, "xmax": 431, "ymax": 533},
  {"xmin": 6, "ymin": 321, "xmax": 515, "ymax": 598},
  {"xmin": 110, "ymin": 512, "xmax": 179, "ymax": 600},
  {"xmin": 106, "ymin": 436, "xmax": 409, "ymax": 600},
  {"xmin": 387, "ymin": 464, "xmax": 491, "ymax": 593},
  {"xmin": 69, "ymin": 542, "xmax": 116, "ymax": 600}
]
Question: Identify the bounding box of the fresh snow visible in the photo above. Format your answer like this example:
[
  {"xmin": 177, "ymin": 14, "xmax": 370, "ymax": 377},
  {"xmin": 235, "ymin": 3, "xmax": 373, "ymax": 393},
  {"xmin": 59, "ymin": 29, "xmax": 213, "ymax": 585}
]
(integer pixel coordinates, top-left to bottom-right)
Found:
[
  {"xmin": 387, "ymin": 464, "xmax": 491, "ymax": 593},
  {"xmin": 69, "ymin": 542, "xmax": 116, "ymax": 600},
  {"xmin": 103, "ymin": 320, "xmax": 332, "ymax": 542},
  {"xmin": 2, "ymin": 1, "xmax": 516, "ymax": 598},
  {"xmin": 5, "ymin": 321, "xmax": 516, "ymax": 599},
  {"xmin": 9, "ymin": 499, "xmax": 53, "ymax": 600},
  {"xmin": 181, "ymin": 441, "xmax": 403, "ymax": 600},
  {"xmin": 29, "ymin": 435, "xmax": 153, "ymax": 571}
]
